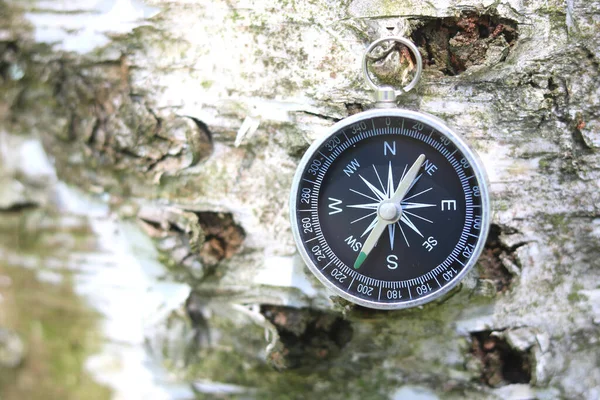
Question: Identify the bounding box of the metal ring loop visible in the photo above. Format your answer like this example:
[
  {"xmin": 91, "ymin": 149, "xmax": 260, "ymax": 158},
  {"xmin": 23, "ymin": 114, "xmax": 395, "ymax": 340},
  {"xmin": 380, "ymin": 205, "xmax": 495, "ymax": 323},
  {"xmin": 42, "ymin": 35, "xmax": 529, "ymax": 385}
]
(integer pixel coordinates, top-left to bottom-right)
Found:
[{"xmin": 362, "ymin": 36, "xmax": 423, "ymax": 97}]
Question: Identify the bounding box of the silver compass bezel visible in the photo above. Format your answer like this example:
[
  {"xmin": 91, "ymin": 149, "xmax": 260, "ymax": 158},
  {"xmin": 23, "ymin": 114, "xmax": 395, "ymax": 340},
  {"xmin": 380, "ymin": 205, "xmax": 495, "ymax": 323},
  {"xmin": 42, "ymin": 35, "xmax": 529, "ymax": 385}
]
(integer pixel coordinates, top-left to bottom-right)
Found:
[{"xmin": 289, "ymin": 108, "xmax": 491, "ymax": 310}]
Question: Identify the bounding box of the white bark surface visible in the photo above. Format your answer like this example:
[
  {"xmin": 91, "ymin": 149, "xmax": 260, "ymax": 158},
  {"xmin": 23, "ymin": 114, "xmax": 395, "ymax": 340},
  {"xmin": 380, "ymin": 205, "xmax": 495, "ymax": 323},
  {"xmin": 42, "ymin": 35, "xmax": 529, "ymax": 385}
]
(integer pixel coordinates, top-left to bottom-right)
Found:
[{"xmin": 1, "ymin": 0, "xmax": 599, "ymax": 399}]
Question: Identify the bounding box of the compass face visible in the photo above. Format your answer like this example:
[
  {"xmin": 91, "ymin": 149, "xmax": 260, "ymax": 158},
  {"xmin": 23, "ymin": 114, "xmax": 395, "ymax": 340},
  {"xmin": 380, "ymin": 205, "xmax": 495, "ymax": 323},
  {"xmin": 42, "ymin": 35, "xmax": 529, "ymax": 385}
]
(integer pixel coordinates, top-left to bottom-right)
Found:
[{"xmin": 290, "ymin": 109, "xmax": 490, "ymax": 309}]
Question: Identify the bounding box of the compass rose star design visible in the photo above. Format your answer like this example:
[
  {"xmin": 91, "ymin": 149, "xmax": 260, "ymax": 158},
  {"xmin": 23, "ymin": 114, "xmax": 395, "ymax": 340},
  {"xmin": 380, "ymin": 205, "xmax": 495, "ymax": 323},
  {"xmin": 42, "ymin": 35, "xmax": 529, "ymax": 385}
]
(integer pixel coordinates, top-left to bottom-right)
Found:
[{"xmin": 347, "ymin": 162, "xmax": 434, "ymax": 249}]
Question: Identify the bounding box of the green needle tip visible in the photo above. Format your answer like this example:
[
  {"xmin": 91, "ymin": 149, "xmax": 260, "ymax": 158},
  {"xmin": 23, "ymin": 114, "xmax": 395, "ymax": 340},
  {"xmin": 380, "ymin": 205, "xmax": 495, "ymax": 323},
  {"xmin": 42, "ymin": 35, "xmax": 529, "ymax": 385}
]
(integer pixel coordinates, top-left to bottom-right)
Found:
[{"xmin": 354, "ymin": 252, "xmax": 367, "ymax": 269}]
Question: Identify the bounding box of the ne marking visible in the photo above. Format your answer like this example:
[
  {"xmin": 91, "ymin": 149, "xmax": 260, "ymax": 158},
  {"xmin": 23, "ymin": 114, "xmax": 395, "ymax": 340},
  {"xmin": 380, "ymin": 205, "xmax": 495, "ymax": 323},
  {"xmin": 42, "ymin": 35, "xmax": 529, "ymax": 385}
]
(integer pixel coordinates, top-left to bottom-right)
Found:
[
  {"xmin": 305, "ymin": 237, "xmax": 319, "ymax": 243},
  {"xmin": 303, "ymin": 178, "xmax": 317, "ymax": 185},
  {"xmin": 348, "ymin": 276, "xmax": 355, "ymax": 290}
]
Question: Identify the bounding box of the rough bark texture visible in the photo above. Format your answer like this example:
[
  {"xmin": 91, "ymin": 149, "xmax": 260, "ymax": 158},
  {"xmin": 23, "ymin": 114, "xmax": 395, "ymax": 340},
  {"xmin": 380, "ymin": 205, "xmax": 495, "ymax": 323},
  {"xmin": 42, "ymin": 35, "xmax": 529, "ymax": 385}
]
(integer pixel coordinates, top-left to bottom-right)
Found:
[{"xmin": 1, "ymin": 0, "xmax": 599, "ymax": 399}]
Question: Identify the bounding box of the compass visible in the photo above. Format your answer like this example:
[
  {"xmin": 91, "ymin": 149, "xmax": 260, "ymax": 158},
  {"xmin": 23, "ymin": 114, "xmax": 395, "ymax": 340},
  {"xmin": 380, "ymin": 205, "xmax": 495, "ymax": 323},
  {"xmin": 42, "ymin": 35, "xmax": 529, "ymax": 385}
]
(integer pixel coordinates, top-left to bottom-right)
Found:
[{"xmin": 289, "ymin": 37, "xmax": 490, "ymax": 309}]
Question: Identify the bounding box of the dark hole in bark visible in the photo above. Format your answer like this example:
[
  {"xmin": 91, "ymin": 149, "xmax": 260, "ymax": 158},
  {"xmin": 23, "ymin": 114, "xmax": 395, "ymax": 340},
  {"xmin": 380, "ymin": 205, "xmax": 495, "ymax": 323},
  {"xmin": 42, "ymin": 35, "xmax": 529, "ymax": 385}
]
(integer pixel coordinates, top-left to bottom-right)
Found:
[
  {"xmin": 0, "ymin": 41, "xmax": 20, "ymax": 81},
  {"xmin": 478, "ymin": 224, "xmax": 524, "ymax": 293},
  {"xmin": 470, "ymin": 331, "xmax": 532, "ymax": 387},
  {"xmin": 410, "ymin": 13, "xmax": 518, "ymax": 76},
  {"xmin": 345, "ymin": 103, "xmax": 364, "ymax": 116},
  {"xmin": 260, "ymin": 305, "xmax": 353, "ymax": 370},
  {"xmin": 185, "ymin": 116, "xmax": 214, "ymax": 165},
  {"xmin": 0, "ymin": 202, "xmax": 39, "ymax": 212},
  {"xmin": 194, "ymin": 211, "xmax": 245, "ymax": 266},
  {"xmin": 183, "ymin": 292, "xmax": 211, "ymax": 364}
]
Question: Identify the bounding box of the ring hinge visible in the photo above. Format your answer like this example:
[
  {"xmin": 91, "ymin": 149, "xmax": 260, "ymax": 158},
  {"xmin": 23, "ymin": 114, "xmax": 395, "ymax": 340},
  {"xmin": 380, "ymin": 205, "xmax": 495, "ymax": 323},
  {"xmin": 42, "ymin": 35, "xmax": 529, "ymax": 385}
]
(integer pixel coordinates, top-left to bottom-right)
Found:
[{"xmin": 362, "ymin": 36, "xmax": 423, "ymax": 100}]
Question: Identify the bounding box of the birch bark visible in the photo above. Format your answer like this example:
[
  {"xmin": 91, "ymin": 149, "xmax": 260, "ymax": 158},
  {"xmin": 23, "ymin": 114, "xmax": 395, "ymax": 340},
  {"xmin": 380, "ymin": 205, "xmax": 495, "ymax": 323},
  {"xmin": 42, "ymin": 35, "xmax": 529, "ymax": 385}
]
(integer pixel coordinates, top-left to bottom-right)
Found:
[{"xmin": 1, "ymin": 0, "xmax": 599, "ymax": 399}]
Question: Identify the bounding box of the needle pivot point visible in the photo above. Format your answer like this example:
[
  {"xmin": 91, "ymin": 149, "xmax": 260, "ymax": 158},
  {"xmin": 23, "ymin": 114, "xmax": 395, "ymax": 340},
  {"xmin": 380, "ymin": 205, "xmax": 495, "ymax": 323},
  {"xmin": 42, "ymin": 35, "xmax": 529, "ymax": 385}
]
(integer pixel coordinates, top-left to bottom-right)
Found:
[{"xmin": 378, "ymin": 202, "xmax": 401, "ymax": 222}]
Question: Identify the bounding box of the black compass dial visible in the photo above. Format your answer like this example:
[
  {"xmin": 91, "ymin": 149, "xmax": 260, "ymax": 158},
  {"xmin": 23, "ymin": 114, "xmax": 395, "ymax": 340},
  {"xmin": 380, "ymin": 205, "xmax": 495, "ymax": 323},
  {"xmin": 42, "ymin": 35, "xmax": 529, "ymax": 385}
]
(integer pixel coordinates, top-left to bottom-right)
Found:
[{"xmin": 291, "ymin": 111, "xmax": 489, "ymax": 309}]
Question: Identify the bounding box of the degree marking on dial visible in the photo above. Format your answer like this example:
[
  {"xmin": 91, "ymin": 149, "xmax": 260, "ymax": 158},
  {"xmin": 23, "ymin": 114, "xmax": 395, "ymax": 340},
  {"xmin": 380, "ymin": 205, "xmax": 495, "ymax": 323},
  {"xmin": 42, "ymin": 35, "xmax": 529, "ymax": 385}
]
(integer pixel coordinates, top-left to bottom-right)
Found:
[
  {"xmin": 318, "ymin": 151, "xmax": 331, "ymax": 163},
  {"xmin": 305, "ymin": 237, "xmax": 319, "ymax": 243},
  {"xmin": 322, "ymin": 260, "xmax": 333, "ymax": 271},
  {"xmin": 303, "ymin": 178, "xmax": 317, "ymax": 185},
  {"xmin": 454, "ymin": 257, "xmax": 466, "ymax": 266}
]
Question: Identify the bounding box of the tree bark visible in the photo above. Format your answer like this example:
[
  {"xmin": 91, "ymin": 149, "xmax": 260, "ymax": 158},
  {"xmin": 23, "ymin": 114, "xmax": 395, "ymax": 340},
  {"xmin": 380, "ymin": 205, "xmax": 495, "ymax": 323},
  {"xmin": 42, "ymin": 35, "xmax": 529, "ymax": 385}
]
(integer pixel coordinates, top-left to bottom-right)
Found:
[{"xmin": 1, "ymin": 0, "xmax": 599, "ymax": 399}]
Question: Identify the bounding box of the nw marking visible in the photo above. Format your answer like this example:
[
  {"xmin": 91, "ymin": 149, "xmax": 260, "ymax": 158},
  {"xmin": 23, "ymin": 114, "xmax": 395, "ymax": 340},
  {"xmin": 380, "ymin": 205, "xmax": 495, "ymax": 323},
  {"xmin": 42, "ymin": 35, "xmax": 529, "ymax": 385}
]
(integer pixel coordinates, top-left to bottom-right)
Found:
[{"xmin": 344, "ymin": 159, "xmax": 360, "ymax": 176}]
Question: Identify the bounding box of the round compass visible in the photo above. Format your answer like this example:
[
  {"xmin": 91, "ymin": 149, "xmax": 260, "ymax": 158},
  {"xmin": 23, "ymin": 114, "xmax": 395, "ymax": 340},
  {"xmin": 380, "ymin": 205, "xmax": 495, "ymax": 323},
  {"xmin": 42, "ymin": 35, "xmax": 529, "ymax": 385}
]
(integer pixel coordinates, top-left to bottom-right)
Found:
[{"xmin": 290, "ymin": 109, "xmax": 490, "ymax": 309}]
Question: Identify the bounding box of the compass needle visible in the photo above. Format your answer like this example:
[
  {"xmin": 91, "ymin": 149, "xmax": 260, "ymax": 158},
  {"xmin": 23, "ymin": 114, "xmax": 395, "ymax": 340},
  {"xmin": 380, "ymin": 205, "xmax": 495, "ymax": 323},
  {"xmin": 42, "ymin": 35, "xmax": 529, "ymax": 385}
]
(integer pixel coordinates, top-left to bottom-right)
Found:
[
  {"xmin": 290, "ymin": 36, "xmax": 489, "ymax": 309},
  {"xmin": 354, "ymin": 221, "xmax": 387, "ymax": 269},
  {"xmin": 354, "ymin": 154, "xmax": 425, "ymax": 268}
]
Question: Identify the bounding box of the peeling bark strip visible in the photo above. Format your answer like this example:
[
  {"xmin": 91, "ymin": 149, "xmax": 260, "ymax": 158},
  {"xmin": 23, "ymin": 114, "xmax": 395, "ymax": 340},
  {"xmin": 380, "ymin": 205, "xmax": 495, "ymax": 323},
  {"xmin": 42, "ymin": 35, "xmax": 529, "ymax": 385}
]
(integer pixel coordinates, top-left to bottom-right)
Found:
[{"xmin": 1, "ymin": 0, "xmax": 600, "ymax": 399}]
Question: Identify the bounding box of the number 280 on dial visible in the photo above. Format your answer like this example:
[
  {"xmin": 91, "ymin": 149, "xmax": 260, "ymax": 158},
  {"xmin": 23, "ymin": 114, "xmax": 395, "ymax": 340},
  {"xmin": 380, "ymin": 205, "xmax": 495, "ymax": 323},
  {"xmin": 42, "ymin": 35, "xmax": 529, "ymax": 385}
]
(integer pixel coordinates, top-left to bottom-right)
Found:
[{"xmin": 290, "ymin": 109, "xmax": 490, "ymax": 309}]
